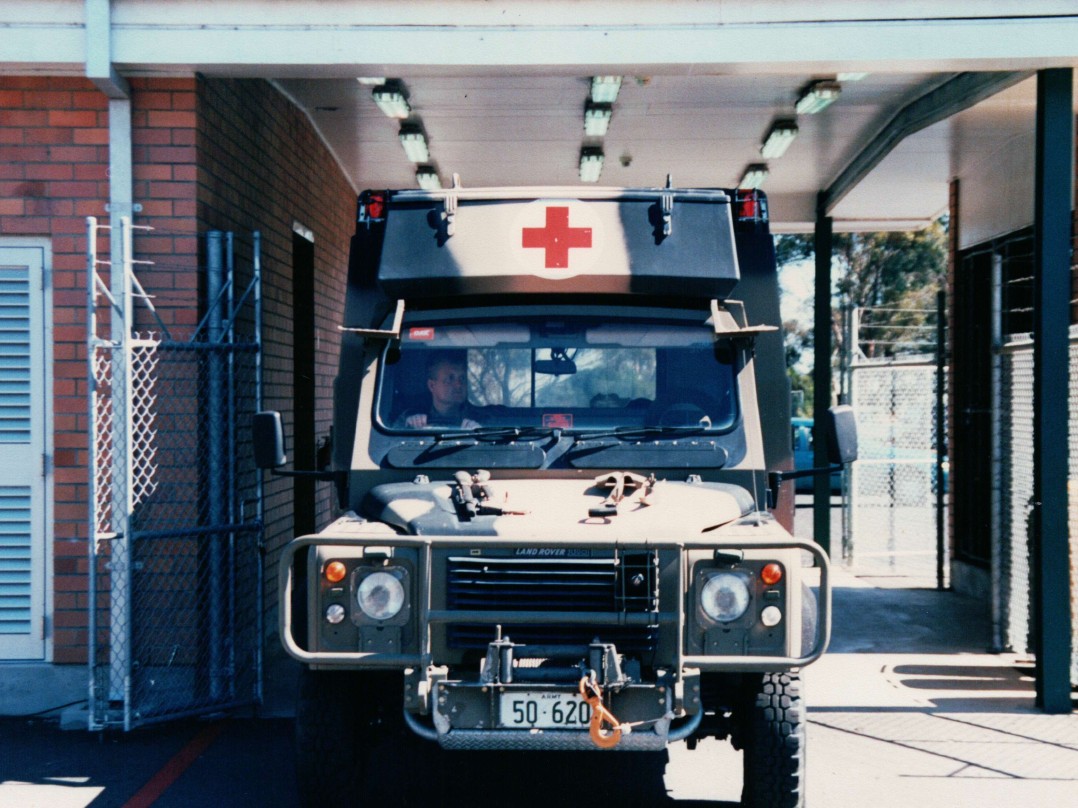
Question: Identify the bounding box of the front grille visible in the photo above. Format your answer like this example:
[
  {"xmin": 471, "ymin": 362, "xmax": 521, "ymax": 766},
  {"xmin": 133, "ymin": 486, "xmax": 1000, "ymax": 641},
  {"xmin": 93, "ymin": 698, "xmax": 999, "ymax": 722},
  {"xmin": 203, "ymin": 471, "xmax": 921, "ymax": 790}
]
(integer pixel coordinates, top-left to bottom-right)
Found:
[{"xmin": 445, "ymin": 551, "xmax": 659, "ymax": 653}]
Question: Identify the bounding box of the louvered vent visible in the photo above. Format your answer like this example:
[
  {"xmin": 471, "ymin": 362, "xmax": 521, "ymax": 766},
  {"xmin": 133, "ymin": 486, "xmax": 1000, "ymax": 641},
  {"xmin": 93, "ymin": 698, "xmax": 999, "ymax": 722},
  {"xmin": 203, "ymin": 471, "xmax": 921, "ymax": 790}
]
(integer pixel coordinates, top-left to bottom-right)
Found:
[
  {"xmin": 0, "ymin": 266, "xmax": 31, "ymax": 444},
  {"xmin": 0, "ymin": 486, "xmax": 31, "ymax": 635},
  {"xmin": 445, "ymin": 551, "xmax": 659, "ymax": 653}
]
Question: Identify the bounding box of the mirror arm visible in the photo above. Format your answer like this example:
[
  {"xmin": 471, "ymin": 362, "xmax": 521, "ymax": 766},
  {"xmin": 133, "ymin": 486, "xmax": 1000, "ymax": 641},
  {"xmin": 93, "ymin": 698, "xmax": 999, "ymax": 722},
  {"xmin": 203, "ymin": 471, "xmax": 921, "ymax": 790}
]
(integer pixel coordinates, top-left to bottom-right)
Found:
[
  {"xmin": 767, "ymin": 465, "xmax": 843, "ymax": 509},
  {"xmin": 268, "ymin": 468, "xmax": 345, "ymax": 483}
]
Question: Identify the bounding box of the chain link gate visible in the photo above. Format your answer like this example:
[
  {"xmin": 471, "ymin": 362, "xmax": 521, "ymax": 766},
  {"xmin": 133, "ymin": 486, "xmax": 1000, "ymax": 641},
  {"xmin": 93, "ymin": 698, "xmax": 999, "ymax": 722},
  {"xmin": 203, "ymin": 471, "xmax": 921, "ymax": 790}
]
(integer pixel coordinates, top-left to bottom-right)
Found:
[
  {"xmin": 87, "ymin": 218, "xmax": 263, "ymax": 730},
  {"xmin": 844, "ymin": 302, "xmax": 948, "ymax": 583}
]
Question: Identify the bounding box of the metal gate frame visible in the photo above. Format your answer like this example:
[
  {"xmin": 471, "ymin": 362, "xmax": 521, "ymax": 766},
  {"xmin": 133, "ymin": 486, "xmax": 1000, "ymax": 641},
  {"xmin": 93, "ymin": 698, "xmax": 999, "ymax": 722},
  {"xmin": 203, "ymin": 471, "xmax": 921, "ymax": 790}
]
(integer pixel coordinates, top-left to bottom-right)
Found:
[{"xmin": 87, "ymin": 217, "xmax": 264, "ymax": 730}]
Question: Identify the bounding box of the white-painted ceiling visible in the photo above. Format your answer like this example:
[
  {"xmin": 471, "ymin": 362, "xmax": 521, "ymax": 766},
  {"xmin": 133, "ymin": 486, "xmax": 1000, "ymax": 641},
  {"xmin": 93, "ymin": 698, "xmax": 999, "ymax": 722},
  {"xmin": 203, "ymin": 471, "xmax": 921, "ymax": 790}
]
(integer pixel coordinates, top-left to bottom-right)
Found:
[{"xmin": 277, "ymin": 70, "xmax": 1047, "ymax": 233}]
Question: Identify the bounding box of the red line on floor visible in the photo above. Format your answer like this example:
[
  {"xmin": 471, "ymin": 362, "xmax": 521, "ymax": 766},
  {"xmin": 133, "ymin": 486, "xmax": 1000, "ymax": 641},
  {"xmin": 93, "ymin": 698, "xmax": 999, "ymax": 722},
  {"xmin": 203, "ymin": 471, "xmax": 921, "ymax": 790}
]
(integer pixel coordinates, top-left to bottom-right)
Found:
[{"xmin": 121, "ymin": 722, "xmax": 226, "ymax": 808}]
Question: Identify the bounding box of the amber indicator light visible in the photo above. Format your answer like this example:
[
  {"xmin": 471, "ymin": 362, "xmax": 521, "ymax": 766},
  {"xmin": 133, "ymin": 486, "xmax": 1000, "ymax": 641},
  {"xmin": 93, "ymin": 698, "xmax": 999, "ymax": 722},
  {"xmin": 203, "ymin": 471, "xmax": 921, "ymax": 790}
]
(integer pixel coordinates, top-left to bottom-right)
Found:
[
  {"xmin": 325, "ymin": 561, "xmax": 347, "ymax": 584},
  {"xmin": 760, "ymin": 563, "xmax": 783, "ymax": 586}
]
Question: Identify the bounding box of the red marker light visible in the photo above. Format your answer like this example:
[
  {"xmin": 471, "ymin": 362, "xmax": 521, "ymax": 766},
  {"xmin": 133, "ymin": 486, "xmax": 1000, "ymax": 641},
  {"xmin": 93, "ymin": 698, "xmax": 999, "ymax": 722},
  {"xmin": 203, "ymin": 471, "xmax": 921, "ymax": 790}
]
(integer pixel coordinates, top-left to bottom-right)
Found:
[
  {"xmin": 761, "ymin": 563, "xmax": 783, "ymax": 586},
  {"xmin": 366, "ymin": 194, "xmax": 386, "ymax": 219}
]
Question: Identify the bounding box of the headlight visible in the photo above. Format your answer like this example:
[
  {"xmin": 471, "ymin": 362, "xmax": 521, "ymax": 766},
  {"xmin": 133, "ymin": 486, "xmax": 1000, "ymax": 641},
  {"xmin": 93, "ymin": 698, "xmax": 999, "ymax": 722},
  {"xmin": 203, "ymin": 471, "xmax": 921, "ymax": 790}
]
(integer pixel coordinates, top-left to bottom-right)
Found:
[
  {"xmin": 357, "ymin": 570, "xmax": 406, "ymax": 621},
  {"xmin": 700, "ymin": 572, "xmax": 751, "ymax": 623}
]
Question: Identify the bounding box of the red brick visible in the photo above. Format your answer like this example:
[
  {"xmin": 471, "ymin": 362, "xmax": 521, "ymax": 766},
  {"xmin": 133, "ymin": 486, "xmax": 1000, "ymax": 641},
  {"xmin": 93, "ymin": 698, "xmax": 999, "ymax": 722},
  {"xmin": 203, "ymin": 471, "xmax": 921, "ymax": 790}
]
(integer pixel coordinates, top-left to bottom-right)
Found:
[
  {"xmin": 0, "ymin": 145, "xmax": 49, "ymax": 162},
  {"xmin": 147, "ymin": 180, "xmax": 194, "ymax": 199},
  {"xmin": 0, "ymin": 199, "xmax": 24, "ymax": 215},
  {"xmin": 137, "ymin": 91, "xmax": 174, "ymax": 110},
  {"xmin": 24, "ymin": 127, "xmax": 74, "ymax": 145},
  {"xmin": 70, "ymin": 91, "xmax": 108, "ymax": 110},
  {"xmin": 134, "ymin": 164, "xmax": 173, "ymax": 181},
  {"xmin": 0, "ymin": 216, "xmax": 49, "ymax": 234},
  {"xmin": 47, "ymin": 180, "xmax": 99, "ymax": 198},
  {"xmin": 73, "ymin": 163, "xmax": 107, "ymax": 181},
  {"xmin": 146, "ymin": 146, "xmax": 196, "ymax": 164},
  {"xmin": 22, "ymin": 90, "xmax": 72, "ymax": 109},
  {"xmin": 0, "ymin": 109, "xmax": 48, "ymax": 127},
  {"xmin": 133, "ymin": 127, "xmax": 172, "ymax": 146},
  {"xmin": 171, "ymin": 93, "xmax": 196, "ymax": 111},
  {"xmin": 47, "ymin": 145, "xmax": 99, "ymax": 162},
  {"xmin": 25, "ymin": 163, "xmax": 73, "ymax": 181},
  {"xmin": 0, "ymin": 129, "xmax": 23, "ymax": 145},
  {"xmin": 147, "ymin": 110, "xmax": 196, "ymax": 128},
  {"xmin": 48, "ymin": 109, "xmax": 97, "ymax": 128},
  {"xmin": 73, "ymin": 128, "xmax": 109, "ymax": 145},
  {"xmin": 0, "ymin": 89, "xmax": 23, "ymax": 105}
]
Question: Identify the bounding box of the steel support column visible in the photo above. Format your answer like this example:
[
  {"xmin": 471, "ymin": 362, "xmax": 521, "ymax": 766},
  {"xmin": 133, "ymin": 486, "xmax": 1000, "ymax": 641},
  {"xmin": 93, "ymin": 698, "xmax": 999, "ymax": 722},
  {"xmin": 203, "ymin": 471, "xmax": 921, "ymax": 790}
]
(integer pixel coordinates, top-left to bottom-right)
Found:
[
  {"xmin": 1032, "ymin": 67, "xmax": 1074, "ymax": 713},
  {"xmin": 813, "ymin": 192, "xmax": 834, "ymax": 558}
]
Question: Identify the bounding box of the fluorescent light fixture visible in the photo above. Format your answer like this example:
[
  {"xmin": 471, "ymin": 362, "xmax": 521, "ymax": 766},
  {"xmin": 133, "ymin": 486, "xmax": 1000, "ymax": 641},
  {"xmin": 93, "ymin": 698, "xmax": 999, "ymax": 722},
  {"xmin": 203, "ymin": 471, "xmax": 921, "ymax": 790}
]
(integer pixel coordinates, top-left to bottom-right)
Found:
[
  {"xmin": 398, "ymin": 126, "xmax": 429, "ymax": 162},
  {"xmin": 740, "ymin": 163, "xmax": 769, "ymax": 189},
  {"xmin": 357, "ymin": 77, "xmax": 387, "ymax": 85},
  {"xmin": 795, "ymin": 81, "xmax": 841, "ymax": 115},
  {"xmin": 759, "ymin": 119, "xmax": 798, "ymax": 159},
  {"xmin": 415, "ymin": 166, "xmax": 441, "ymax": 190},
  {"xmin": 584, "ymin": 103, "xmax": 612, "ymax": 137},
  {"xmin": 590, "ymin": 76, "xmax": 622, "ymax": 104},
  {"xmin": 579, "ymin": 148, "xmax": 604, "ymax": 183},
  {"xmin": 372, "ymin": 84, "xmax": 411, "ymax": 119},
  {"xmin": 837, "ymin": 72, "xmax": 869, "ymax": 82}
]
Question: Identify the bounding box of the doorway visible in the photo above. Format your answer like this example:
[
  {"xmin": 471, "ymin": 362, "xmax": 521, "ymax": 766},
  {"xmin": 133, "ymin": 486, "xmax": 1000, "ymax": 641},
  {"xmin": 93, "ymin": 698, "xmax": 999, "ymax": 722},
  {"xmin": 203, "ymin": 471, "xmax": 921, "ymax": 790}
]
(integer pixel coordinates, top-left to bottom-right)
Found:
[{"xmin": 0, "ymin": 242, "xmax": 49, "ymax": 660}]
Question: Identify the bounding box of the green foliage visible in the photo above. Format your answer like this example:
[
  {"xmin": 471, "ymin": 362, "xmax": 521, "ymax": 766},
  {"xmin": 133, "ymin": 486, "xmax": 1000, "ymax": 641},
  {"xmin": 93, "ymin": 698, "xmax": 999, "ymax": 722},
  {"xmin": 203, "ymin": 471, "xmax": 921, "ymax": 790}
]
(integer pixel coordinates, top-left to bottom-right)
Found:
[{"xmin": 776, "ymin": 219, "xmax": 947, "ymax": 366}]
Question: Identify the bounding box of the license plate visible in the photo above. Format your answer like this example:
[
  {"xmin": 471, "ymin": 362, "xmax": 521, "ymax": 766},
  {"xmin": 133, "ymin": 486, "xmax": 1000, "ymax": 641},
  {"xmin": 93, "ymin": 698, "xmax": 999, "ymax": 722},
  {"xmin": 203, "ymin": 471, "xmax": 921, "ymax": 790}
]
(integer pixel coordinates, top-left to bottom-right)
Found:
[{"xmin": 498, "ymin": 690, "xmax": 593, "ymax": 729}]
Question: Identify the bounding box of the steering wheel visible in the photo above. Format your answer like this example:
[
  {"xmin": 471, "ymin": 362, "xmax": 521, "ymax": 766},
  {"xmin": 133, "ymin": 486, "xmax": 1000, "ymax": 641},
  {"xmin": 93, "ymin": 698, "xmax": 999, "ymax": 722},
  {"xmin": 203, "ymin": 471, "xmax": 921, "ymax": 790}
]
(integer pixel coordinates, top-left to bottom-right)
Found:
[{"xmin": 645, "ymin": 388, "xmax": 721, "ymax": 428}]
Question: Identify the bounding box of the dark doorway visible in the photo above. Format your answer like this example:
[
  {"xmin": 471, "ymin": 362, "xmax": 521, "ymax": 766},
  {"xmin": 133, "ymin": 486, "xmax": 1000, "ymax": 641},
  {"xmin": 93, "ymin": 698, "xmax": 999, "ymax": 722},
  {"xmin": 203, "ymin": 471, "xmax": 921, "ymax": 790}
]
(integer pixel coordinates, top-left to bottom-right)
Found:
[{"xmin": 292, "ymin": 231, "xmax": 316, "ymax": 536}]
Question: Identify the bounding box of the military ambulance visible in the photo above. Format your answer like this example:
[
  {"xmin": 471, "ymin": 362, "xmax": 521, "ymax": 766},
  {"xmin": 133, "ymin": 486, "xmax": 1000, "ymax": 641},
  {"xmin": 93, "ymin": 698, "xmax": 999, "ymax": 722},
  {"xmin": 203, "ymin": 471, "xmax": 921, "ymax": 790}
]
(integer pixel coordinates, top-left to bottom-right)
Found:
[{"xmin": 255, "ymin": 184, "xmax": 856, "ymax": 808}]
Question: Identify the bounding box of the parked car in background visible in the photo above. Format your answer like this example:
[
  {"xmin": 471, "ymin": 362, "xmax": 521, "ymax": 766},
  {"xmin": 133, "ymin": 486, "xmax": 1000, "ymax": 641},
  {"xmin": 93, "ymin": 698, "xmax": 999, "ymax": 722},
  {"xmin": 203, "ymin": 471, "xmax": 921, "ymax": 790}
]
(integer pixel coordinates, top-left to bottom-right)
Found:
[{"xmin": 791, "ymin": 417, "xmax": 842, "ymax": 494}]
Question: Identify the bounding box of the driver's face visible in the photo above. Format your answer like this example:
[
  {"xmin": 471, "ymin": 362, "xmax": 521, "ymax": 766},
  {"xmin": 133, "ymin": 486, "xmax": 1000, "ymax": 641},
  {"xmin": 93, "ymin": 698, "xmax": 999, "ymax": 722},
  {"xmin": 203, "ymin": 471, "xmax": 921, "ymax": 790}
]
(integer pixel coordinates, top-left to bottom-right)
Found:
[{"xmin": 427, "ymin": 361, "xmax": 467, "ymax": 413}]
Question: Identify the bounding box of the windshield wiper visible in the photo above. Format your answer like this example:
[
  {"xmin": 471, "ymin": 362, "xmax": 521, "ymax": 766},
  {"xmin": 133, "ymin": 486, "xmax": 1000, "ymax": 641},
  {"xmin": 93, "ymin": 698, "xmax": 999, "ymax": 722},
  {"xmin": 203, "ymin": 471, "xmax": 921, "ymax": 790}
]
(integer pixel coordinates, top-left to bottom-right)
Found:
[
  {"xmin": 577, "ymin": 425, "xmax": 711, "ymax": 441},
  {"xmin": 433, "ymin": 426, "xmax": 562, "ymax": 443}
]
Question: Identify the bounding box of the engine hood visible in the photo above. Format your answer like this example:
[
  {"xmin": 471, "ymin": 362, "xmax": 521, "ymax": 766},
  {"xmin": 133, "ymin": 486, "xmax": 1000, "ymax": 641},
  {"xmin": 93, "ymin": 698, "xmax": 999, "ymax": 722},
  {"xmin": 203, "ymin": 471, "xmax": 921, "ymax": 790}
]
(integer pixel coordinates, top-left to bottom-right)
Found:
[{"xmin": 361, "ymin": 474, "xmax": 756, "ymax": 539}]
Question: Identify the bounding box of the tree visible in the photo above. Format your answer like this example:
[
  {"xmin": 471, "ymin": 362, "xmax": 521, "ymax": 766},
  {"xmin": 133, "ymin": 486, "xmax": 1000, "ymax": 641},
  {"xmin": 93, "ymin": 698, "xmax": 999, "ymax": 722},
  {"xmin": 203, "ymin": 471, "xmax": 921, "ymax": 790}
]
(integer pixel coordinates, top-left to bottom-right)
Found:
[{"xmin": 776, "ymin": 219, "xmax": 948, "ymax": 408}]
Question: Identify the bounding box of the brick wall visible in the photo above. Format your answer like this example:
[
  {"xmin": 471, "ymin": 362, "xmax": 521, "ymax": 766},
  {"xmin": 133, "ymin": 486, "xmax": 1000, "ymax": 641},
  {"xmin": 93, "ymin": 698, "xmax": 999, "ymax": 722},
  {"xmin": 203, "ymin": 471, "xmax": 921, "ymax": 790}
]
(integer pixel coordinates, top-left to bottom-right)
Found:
[
  {"xmin": 1, "ymin": 74, "xmax": 353, "ymax": 664},
  {"xmin": 1, "ymin": 76, "xmax": 107, "ymax": 663},
  {"xmin": 196, "ymin": 77, "xmax": 356, "ymax": 622}
]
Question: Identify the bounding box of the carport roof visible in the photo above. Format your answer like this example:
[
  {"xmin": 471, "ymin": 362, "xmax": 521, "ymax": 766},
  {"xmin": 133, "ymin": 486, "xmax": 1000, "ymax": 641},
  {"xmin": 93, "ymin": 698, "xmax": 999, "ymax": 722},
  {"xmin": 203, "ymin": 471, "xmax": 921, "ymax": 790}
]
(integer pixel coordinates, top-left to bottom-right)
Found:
[{"xmin": 4, "ymin": 0, "xmax": 1077, "ymax": 232}]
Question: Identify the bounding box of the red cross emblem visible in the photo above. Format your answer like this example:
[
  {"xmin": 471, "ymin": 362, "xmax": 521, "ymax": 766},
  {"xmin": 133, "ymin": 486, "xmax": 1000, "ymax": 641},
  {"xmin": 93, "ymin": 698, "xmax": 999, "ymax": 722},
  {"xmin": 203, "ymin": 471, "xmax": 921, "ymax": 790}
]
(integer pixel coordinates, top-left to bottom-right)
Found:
[{"xmin": 521, "ymin": 206, "xmax": 592, "ymax": 269}]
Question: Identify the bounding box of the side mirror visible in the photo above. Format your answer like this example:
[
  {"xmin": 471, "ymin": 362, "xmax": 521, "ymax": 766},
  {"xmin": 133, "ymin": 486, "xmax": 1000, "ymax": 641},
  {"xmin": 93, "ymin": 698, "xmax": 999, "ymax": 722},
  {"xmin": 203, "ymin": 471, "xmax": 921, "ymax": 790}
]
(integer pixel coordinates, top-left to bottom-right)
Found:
[
  {"xmin": 253, "ymin": 410, "xmax": 287, "ymax": 469},
  {"xmin": 825, "ymin": 405, "xmax": 858, "ymax": 465}
]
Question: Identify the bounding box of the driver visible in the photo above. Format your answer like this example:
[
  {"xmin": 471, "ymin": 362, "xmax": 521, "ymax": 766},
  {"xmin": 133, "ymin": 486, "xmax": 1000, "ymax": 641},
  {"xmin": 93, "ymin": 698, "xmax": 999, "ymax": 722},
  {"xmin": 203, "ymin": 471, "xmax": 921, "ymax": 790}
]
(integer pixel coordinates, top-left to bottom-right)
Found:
[{"xmin": 401, "ymin": 356, "xmax": 481, "ymax": 429}]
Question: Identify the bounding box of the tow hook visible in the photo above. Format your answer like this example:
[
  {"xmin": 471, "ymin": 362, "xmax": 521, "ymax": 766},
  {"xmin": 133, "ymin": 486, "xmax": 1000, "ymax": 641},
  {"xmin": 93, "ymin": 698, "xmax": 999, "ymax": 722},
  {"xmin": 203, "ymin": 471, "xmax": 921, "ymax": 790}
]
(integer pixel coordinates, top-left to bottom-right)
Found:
[{"xmin": 579, "ymin": 673, "xmax": 623, "ymax": 749}]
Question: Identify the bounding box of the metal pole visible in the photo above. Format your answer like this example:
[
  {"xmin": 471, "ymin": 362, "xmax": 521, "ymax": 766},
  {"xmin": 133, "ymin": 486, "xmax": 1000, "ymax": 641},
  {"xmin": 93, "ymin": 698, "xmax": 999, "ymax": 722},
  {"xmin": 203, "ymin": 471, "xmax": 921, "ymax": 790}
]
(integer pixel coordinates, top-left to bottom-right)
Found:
[
  {"xmin": 226, "ymin": 232, "xmax": 237, "ymax": 700},
  {"xmin": 85, "ymin": 217, "xmax": 100, "ymax": 728},
  {"xmin": 252, "ymin": 231, "xmax": 264, "ymax": 704},
  {"xmin": 935, "ymin": 290, "xmax": 947, "ymax": 591},
  {"xmin": 206, "ymin": 231, "xmax": 226, "ymax": 702},
  {"xmin": 1031, "ymin": 68, "xmax": 1073, "ymax": 713},
  {"xmin": 813, "ymin": 192, "xmax": 833, "ymax": 559},
  {"xmin": 118, "ymin": 216, "xmax": 135, "ymax": 731},
  {"xmin": 989, "ymin": 253, "xmax": 1004, "ymax": 649}
]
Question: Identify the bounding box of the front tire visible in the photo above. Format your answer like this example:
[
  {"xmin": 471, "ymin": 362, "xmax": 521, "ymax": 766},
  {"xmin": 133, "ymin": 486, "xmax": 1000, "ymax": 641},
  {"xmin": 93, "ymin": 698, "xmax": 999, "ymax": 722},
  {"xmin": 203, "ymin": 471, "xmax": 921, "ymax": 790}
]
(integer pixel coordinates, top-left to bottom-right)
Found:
[{"xmin": 740, "ymin": 671, "xmax": 805, "ymax": 808}]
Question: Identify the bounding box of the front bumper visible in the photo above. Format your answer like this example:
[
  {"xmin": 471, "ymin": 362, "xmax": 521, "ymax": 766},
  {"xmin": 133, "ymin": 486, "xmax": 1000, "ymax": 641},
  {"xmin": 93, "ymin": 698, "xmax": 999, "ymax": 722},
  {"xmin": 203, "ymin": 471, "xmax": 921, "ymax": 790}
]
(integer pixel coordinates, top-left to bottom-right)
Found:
[{"xmin": 278, "ymin": 534, "xmax": 831, "ymax": 674}]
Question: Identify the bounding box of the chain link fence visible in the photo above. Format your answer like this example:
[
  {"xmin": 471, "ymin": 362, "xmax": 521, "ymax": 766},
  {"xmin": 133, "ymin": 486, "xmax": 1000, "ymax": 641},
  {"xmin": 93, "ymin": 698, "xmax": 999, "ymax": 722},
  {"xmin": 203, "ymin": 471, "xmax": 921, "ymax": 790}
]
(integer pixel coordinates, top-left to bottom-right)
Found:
[
  {"xmin": 88, "ymin": 221, "xmax": 263, "ymax": 730},
  {"xmin": 997, "ymin": 328, "xmax": 1078, "ymax": 686},
  {"xmin": 842, "ymin": 301, "xmax": 947, "ymax": 582},
  {"xmin": 847, "ymin": 359, "xmax": 947, "ymax": 581}
]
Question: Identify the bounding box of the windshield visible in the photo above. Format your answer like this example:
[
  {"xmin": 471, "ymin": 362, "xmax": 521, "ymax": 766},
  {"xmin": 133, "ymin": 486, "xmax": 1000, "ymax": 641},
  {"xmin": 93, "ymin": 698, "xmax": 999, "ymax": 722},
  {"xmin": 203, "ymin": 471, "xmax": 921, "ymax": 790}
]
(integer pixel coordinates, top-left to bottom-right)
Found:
[{"xmin": 376, "ymin": 315, "xmax": 738, "ymax": 434}]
